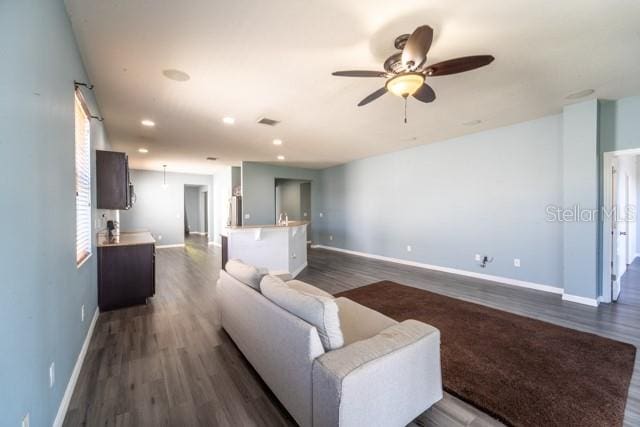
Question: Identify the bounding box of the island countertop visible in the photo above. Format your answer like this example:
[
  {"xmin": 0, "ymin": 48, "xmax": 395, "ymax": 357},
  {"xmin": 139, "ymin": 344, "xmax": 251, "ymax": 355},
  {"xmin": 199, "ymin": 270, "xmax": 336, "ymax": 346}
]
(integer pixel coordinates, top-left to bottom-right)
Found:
[
  {"xmin": 97, "ymin": 231, "xmax": 156, "ymax": 248},
  {"xmin": 225, "ymin": 220, "xmax": 309, "ymax": 230}
]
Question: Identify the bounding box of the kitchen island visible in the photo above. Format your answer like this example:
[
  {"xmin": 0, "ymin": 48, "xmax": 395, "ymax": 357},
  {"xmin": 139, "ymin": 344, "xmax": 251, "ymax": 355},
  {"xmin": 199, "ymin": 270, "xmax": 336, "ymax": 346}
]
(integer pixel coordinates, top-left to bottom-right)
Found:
[{"xmin": 223, "ymin": 221, "xmax": 308, "ymax": 277}]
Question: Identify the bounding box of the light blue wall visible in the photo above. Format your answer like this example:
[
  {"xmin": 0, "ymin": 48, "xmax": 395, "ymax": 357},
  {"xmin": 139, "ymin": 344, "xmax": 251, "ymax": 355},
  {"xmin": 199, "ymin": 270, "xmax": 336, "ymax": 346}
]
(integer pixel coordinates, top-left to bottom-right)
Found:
[
  {"xmin": 119, "ymin": 170, "xmax": 213, "ymax": 246},
  {"xmin": 317, "ymin": 116, "xmax": 564, "ymax": 287},
  {"xmin": 561, "ymin": 100, "xmax": 600, "ymax": 299},
  {"xmin": 242, "ymin": 162, "xmax": 321, "ymax": 241},
  {"xmin": 0, "ymin": 1, "xmax": 110, "ymax": 425}
]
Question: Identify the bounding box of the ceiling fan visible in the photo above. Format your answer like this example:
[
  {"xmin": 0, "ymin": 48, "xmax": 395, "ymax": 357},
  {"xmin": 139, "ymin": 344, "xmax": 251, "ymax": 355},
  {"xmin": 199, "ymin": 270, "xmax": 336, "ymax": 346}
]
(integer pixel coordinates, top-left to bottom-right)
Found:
[{"xmin": 332, "ymin": 25, "xmax": 494, "ymax": 122}]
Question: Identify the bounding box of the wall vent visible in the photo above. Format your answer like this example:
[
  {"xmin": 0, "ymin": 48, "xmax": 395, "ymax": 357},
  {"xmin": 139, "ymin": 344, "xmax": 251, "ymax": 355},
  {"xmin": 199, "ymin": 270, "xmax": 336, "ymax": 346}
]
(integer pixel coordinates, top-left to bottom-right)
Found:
[
  {"xmin": 257, "ymin": 117, "xmax": 280, "ymax": 126},
  {"xmin": 206, "ymin": 157, "xmax": 217, "ymax": 161}
]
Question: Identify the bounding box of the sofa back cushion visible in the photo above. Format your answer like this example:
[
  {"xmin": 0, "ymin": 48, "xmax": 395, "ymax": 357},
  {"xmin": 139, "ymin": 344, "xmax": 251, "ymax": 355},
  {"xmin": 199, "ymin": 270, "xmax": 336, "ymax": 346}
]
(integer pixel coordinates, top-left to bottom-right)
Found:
[
  {"xmin": 225, "ymin": 259, "xmax": 267, "ymax": 291},
  {"xmin": 261, "ymin": 275, "xmax": 344, "ymax": 351}
]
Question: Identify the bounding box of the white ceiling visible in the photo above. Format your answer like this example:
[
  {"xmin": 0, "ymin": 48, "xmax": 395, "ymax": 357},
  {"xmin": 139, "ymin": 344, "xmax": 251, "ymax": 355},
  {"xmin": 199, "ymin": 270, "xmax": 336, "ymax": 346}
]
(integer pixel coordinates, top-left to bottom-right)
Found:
[{"xmin": 65, "ymin": 0, "xmax": 640, "ymax": 173}]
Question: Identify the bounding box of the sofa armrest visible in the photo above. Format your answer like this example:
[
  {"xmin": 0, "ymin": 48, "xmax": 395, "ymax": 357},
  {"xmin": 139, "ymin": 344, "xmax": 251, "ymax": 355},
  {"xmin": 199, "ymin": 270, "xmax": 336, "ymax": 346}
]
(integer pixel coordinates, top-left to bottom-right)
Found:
[{"xmin": 312, "ymin": 320, "xmax": 442, "ymax": 427}]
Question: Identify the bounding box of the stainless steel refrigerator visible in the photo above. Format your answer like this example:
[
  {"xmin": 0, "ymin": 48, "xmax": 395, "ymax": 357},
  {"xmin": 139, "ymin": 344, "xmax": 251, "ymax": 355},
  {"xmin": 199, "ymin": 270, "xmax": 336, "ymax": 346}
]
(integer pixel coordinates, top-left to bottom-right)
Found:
[{"xmin": 228, "ymin": 196, "xmax": 242, "ymax": 226}]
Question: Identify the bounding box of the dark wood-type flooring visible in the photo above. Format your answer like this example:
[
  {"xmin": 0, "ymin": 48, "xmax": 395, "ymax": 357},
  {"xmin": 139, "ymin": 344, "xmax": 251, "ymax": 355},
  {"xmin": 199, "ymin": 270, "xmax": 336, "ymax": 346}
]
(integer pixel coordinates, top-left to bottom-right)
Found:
[{"xmin": 64, "ymin": 236, "xmax": 640, "ymax": 426}]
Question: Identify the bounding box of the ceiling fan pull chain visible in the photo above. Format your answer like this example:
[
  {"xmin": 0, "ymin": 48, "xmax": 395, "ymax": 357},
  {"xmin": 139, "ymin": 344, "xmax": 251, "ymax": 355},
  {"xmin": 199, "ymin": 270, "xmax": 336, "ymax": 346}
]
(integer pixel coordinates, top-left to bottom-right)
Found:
[{"xmin": 404, "ymin": 96, "xmax": 408, "ymax": 124}]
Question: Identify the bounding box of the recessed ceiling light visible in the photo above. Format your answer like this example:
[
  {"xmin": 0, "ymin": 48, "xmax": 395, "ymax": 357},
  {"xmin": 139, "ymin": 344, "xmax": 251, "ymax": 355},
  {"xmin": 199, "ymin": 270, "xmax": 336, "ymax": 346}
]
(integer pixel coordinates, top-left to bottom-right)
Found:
[
  {"xmin": 222, "ymin": 117, "xmax": 235, "ymax": 125},
  {"xmin": 462, "ymin": 119, "xmax": 482, "ymax": 126},
  {"xmin": 277, "ymin": 155, "xmax": 285, "ymax": 161},
  {"xmin": 141, "ymin": 119, "xmax": 155, "ymax": 127},
  {"xmin": 273, "ymin": 139, "xmax": 283, "ymax": 146},
  {"xmin": 162, "ymin": 69, "xmax": 191, "ymax": 82},
  {"xmin": 138, "ymin": 148, "xmax": 149, "ymax": 154},
  {"xmin": 565, "ymin": 89, "xmax": 595, "ymax": 100}
]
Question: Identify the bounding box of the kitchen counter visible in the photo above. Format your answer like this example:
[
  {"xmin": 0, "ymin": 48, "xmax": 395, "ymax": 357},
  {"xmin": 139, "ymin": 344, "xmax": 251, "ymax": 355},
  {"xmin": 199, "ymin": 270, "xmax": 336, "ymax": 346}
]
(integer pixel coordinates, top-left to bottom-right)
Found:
[
  {"xmin": 225, "ymin": 220, "xmax": 309, "ymax": 230},
  {"xmin": 97, "ymin": 231, "xmax": 156, "ymax": 248}
]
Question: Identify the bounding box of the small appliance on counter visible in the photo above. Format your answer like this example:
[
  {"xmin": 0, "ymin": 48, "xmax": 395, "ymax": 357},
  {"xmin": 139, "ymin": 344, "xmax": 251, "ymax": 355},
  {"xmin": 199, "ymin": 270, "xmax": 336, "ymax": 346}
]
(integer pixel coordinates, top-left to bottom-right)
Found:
[{"xmin": 106, "ymin": 220, "xmax": 118, "ymax": 240}]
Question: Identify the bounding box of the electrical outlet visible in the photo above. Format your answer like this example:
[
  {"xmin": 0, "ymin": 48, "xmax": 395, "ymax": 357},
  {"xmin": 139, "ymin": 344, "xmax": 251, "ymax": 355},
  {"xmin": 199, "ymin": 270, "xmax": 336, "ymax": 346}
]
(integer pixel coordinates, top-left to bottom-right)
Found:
[
  {"xmin": 319, "ymin": 212, "xmax": 324, "ymax": 218},
  {"xmin": 514, "ymin": 258, "xmax": 521, "ymax": 267},
  {"xmin": 158, "ymin": 235, "xmax": 163, "ymax": 240},
  {"xmin": 303, "ymin": 212, "xmax": 308, "ymax": 217},
  {"xmin": 406, "ymin": 245, "xmax": 412, "ymax": 252},
  {"xmin": 49, "ymin": 362, "xmax": 55, "ymax": 388},
  {"xmin": 244, "ymin": 213, "xmax": 251, "ymax": 219},
  {"xmin": 22, "ymin": 413, "xmax": 29, "ymax": 427},
  {"xmin": 81, "ymin": 305, "xmax": 85, "ymax": 322},
  {"xmin": 329, "ymin": 235, "xmax": 333, "ymax": 241},
  {"xmin": 475, "ymin": 254, "xmax": 481, "ymax": 262}
]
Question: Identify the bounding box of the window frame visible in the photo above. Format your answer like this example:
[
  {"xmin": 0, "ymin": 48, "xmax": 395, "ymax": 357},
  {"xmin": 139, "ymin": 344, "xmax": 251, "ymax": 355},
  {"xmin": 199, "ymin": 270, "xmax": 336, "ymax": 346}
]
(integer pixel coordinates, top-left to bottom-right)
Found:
[{"xmin": 75, "ymin": 90, "xmax": 92, "ymax": 268}]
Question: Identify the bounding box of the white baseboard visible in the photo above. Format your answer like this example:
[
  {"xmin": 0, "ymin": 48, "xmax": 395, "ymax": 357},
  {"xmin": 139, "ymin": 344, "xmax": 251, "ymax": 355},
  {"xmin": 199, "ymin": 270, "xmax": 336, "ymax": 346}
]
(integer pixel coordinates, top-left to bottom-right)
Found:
[
  {"xmin": 562, "ymin": 293, "xmax": 600, "ymax": 307},
  {"xmin": 209, "ymin": 241, "xmax": 221, "ymax": 247},
  {"xmin": 53, "ymin": 307, "xmax": 99, "ymax": 427},
  {"xmin": 189, "ymin": 231, "xmax": 207, "ymax": 236},
  {"xmin": 310, "ymin": 244, "xmax": 564, "ymax": 296},
  {"xmin": 156, "ymin": 243, "xmax": 186, "ymax": 249}
]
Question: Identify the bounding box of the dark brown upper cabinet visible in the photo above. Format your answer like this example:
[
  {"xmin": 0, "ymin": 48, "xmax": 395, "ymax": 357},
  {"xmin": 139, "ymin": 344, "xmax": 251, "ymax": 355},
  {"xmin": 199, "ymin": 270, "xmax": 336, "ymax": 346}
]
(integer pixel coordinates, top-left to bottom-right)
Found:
[{"xmin": 96, "ymin": 150, "xmax": 134, "ymax": 210}]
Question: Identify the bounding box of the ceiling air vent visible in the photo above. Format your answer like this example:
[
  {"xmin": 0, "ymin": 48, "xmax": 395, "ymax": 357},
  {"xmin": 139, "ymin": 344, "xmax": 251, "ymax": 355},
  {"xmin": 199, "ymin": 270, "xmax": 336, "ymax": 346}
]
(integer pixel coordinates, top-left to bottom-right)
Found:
[
  {"xmin": 206, "ymin": 157, "xmax": 217, "ymax": 161},
  {"xmin": 257, "ymin": 117, "xmax": 280, "ymax": 126}
]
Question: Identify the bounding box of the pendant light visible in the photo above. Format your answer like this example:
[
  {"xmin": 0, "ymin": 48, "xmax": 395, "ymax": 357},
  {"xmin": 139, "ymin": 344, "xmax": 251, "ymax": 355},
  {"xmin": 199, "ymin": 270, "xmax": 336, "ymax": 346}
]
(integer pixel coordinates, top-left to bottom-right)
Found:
[{"xmin": 161, "ymin": 165, "xmax": 168, "ymax": 190}]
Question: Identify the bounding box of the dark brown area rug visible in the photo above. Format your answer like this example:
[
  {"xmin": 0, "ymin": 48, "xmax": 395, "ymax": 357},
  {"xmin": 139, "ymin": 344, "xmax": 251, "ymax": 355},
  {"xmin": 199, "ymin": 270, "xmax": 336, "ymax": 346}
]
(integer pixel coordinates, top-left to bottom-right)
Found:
[{"xmin": 336, "ymin": 281, "xmax": 637, "ymax": 427}]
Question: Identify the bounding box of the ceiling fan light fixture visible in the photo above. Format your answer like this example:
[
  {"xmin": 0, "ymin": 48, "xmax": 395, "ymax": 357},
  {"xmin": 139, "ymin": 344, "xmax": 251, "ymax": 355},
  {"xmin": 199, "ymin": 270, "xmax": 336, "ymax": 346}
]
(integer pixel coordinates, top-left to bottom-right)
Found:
[{"xmin": 385, "ymin": 73, "xmax": 425, "ymax": 97}]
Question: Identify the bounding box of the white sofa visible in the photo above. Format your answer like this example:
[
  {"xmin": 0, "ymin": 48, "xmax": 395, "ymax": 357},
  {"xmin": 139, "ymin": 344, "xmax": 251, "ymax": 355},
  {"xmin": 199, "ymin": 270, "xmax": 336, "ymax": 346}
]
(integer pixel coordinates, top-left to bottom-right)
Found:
[{"xmin": 217, "ymin": 260, "xmax": 443, "ymax": 427}]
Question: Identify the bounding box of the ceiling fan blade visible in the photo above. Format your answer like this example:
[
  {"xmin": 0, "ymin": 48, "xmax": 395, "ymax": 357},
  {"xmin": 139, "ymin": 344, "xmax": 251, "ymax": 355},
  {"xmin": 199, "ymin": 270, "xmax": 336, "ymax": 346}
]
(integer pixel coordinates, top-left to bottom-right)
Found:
[
  {"xmin": 401, "ymin": 25, "xmax": 434, "ymax": 71},
  {"xmin": 425, "ymin": 55, "xmax": 494, "ymax": 76},
  {"xmin": 412, "ymin": 84, "xmax": 436, "ymax": 103},
  {"xmin": 357, "ymin": 87, "xmax": 387, "ymax": 106},
  {"xmin": 332, "ymin": 70, "xmax": 387, "ymax": 78}
]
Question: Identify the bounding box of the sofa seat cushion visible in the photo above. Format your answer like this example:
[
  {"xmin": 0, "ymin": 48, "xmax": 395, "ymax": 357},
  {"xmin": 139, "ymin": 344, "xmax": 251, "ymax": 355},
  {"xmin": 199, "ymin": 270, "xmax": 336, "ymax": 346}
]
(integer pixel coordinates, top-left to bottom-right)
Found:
[
  {"xmin": 335, "ymin": 297, "xmax": 398, "ymax": 346},
  {"xmin": 225, "ymin": 259, "xmax": 267, "ymax": 291},
  {"xmin": 261, "ymin": 275, "xmax": 344, "ymax": 351}
]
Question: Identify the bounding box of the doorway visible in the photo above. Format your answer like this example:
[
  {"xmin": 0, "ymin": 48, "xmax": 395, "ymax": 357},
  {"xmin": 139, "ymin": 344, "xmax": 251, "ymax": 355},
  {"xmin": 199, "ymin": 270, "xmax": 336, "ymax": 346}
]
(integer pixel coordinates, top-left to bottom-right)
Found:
[
  {"xmin": 602, "ymin": 151, "xmax": 639, "ymax": 302},
  {"xmin": 274, "ymin": 179, "xmax": 312, "ymax": 238},
  {"xmin": 184, "ymin": 184, "xmax": 209, "ymax": 239}
]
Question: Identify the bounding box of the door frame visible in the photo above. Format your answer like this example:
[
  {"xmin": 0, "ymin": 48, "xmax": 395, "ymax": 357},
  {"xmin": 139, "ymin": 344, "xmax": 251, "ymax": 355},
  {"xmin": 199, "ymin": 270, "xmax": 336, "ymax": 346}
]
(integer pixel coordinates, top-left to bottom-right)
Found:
[{"xmin": 602, "ymin": 149, "xmax": 640, "ymax": 302}]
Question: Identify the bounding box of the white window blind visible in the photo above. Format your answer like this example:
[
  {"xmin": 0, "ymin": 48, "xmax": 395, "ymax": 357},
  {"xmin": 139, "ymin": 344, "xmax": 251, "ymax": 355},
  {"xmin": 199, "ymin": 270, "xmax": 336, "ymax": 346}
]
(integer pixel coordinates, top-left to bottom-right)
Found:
[{"xmin": 75, "ymin": 92, "xmax": 92, "ymax": 266}]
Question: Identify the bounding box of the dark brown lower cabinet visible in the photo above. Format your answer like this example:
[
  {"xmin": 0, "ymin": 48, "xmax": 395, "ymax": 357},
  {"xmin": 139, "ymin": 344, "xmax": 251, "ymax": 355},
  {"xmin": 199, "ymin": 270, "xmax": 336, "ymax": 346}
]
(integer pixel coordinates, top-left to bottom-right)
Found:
[{"xmin": 98, "ymin": 243, "xmax": 155, "ymax": 311}]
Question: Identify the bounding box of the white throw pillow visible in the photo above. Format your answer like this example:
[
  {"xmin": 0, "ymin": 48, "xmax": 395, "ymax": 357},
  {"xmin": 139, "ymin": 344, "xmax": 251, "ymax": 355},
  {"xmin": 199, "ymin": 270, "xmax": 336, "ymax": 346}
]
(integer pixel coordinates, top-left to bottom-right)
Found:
[
  {"xmin": 225, "ymin": 259, "xmax": 267, "ymax": 291},
  {"xmin": 260, "ymin": 275, "xmax": 344, "ymax": 351}
]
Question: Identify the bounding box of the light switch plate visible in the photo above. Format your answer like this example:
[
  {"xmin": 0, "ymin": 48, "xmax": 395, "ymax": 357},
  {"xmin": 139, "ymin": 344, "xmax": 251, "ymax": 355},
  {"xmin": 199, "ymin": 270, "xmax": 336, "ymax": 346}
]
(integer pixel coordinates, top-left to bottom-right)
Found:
[
  {"xmin": 475, "ymin": 254, "xmax": 481, "ymax": 261},
  {"xmin": 22, "ymin": 413, "xmax": 29, "ymax": 427},
  {"xmin": 319, "ymin": 212, "xmax": 324, "ymax": 218},
  {"xmin": 244, "ymin": 213, "xmax": 251, "ymax": 219},
  {"xmin": 514, "ymin": 258, "xmax": 521, "ymax": 267},
  {"xmin": 81, "ymin": 305, "xmax": 85, "ymax": 322},
  {"xmin": 406, "ymin": 245, "xmax": 412, "ymax": 252},
  {"xmin": 329, "ymin": 235, "xmax": 333, "ymax": 241}
]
